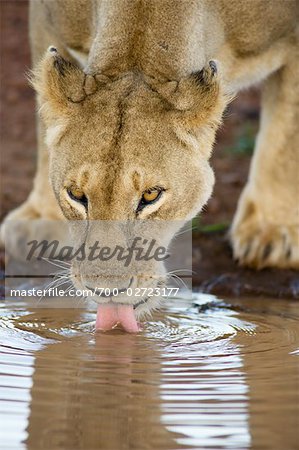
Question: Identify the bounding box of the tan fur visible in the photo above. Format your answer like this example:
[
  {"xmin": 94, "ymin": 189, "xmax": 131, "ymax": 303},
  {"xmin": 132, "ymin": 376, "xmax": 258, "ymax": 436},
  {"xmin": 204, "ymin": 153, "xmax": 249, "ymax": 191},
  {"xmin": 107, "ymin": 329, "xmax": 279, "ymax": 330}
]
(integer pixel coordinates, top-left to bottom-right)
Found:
[{"xmin": 2, "ymin": 0, "xmax": 299, "ymax": 308}]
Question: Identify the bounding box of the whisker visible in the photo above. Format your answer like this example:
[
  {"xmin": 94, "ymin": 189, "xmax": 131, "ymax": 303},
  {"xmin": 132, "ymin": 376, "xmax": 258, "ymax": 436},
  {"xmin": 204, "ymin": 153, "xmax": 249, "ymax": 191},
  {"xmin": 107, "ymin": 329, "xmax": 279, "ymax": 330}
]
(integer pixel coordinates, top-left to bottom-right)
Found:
[
  {"xmin": 168, "ymin": 273, "xmax": 189, "ymax": 291},
  {"xmin": 167, "ymin": 268, "xmax": 195, "ymax": 275},
  {"xmin": 37, "ymin": 271, "xmax": 72, "ymax": 304},
  {"xmin": 40, "ymin": 257, "xmax": 71, "ymax": 270},
  {"xmin": 174, "ymin": 225, "xmax": 195, "ymax": 237}
]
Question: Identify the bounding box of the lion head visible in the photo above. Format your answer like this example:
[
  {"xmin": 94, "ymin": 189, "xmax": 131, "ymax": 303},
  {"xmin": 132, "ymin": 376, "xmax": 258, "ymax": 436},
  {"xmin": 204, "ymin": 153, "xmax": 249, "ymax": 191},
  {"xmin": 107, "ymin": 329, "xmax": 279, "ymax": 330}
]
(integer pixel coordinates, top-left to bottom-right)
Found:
[{"xmin": 31, "ymin": 47, "xmax": 228, "ymax": 330}]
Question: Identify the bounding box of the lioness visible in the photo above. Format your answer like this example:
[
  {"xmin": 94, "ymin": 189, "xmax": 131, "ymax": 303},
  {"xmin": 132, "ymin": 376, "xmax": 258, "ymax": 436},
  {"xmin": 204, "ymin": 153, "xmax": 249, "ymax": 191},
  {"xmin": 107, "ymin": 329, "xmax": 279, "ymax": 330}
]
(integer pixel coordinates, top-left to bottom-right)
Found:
[{"xmin": 2, "ymin": 0, "xmax": 299, "ymax": 330}]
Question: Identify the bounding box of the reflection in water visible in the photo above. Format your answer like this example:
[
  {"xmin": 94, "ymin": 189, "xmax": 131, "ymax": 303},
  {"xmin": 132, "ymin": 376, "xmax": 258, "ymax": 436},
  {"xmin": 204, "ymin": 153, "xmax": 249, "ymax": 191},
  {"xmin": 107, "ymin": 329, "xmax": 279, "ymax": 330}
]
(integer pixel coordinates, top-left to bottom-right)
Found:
[
  {"xmin": 25, "ymin": 333, "xmax": 181, "ymax": 449},
  {"xmin": 160, "ymin": 352, "xmax": 250, "ymax": 448},
  {"xmin": 0, "ymin": 294, "xmax": 298, "ymax": 449},
  {"xmin": 232, "ymin": 298, "xmax": 299, "ymax": 450},
  {"xmin": 0, "ymin": 344, "xmax": 34, "ymax": 448}
]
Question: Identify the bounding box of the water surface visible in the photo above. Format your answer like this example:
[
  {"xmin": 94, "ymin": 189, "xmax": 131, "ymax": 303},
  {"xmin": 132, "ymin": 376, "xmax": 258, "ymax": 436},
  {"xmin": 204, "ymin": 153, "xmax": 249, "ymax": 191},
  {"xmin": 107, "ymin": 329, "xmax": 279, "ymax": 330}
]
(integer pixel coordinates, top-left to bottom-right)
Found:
[{"xmin": 0, "ymin": 294, "xmax": 298, "ymax": 449}]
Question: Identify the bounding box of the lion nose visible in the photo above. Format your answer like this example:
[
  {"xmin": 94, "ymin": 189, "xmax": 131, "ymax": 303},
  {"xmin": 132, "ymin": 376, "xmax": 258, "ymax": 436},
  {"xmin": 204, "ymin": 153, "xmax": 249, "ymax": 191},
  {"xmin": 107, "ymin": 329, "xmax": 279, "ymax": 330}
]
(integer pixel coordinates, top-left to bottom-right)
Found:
[{"xmin": 85, "ymin": 277, "xmax": 134, "ymax": 297}]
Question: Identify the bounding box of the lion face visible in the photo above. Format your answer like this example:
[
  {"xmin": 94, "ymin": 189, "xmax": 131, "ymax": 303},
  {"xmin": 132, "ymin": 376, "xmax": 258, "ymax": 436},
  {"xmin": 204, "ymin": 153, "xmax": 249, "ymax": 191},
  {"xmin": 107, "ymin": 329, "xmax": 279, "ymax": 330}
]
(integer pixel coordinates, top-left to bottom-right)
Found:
[{"xmin": 32, "ymin": 48, "xmax": 227, "ymax": 319}]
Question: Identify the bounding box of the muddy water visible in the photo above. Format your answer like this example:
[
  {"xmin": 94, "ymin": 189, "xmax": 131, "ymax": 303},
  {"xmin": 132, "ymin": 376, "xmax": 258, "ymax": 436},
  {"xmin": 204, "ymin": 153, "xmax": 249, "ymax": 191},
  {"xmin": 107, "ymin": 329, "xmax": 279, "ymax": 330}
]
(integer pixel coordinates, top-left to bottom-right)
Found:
[{"xmin": 0, "ymin": 294, "xmax": 298, "ymax": 450}]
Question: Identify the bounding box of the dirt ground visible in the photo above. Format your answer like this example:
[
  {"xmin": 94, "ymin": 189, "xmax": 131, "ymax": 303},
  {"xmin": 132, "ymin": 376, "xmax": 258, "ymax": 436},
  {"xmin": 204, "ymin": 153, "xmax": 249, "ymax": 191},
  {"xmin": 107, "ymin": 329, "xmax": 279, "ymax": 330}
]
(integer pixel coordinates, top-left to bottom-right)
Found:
[{"xmin": 1, "ymin": 0, "xmax": 298, "ymax": 298}]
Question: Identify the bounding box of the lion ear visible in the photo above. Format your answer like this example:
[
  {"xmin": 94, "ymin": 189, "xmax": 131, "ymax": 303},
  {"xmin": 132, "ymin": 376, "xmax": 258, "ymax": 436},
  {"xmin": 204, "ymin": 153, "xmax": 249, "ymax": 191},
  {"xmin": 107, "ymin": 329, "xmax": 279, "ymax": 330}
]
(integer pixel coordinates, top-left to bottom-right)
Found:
[
  {"xmin": 30, "ymin": 47, "xmax": 98, "ymax": 123},
  {"xmin": 153, "ymin": 61, "xmax": 228, "ymax": 128}
]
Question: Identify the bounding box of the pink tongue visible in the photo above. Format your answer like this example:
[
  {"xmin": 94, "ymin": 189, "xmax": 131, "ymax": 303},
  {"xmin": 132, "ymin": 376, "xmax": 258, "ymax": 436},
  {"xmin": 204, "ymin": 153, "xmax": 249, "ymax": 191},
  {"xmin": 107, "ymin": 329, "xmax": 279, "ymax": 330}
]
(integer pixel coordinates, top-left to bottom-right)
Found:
[
  {"xmin": 96, "ymin": 304, "xmax": 140, "ymax": 333},
  {"xmin": 95, "ymin": 304, "xmax": 118, "ymax": 331}
]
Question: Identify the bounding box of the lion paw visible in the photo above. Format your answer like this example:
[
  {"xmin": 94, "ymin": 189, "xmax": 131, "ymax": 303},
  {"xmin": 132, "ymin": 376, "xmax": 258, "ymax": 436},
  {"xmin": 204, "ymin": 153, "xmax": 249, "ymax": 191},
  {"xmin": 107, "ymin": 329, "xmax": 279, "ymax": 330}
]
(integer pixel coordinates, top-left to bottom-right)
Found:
[{"xmin": 231, "ymin": 222, "xmax": 299, "ymax": 270}]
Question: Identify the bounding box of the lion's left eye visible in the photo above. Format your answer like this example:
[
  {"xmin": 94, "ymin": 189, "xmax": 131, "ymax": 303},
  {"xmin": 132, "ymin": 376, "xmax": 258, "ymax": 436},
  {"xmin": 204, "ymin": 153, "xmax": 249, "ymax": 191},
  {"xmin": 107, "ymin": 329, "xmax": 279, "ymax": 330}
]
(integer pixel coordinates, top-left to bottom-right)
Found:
[
  {"xmin": 67, "ymin": 187, "xmax": 88, "ymax": 209},
  {"xmin": 137, "ymin": 187, "xmax": 164, "ymax": 212}
]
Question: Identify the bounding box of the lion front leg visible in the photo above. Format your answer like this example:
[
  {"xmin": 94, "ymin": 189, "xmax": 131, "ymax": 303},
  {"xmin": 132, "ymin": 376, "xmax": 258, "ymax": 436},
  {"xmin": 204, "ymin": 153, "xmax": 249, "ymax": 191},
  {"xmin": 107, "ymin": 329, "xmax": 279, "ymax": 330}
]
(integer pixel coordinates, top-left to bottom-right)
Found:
[{"xmin": 231, "ymin": 56, "xmax": 299, "ymax": 269}]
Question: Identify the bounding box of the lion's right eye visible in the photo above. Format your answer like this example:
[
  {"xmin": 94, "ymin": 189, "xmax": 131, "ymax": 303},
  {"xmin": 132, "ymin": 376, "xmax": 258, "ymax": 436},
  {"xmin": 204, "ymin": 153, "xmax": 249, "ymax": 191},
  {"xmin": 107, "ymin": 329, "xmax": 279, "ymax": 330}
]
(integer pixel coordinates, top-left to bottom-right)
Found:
[
  {"xmin": 67, "ymin": 187, "xmax": 88, "ymax": 209},
  {"xmin": 136, "ymin": 187, "xmax": 164, "ymax": 213}
]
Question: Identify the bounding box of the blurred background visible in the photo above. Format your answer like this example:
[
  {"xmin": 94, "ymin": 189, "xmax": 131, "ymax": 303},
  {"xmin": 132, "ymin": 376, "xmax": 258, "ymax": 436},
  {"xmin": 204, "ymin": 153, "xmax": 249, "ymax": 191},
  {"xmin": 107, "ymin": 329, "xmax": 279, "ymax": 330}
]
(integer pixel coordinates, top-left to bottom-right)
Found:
[{"xmin": 6, "ymin": 1, "xmax": 297, "ymax": 298}]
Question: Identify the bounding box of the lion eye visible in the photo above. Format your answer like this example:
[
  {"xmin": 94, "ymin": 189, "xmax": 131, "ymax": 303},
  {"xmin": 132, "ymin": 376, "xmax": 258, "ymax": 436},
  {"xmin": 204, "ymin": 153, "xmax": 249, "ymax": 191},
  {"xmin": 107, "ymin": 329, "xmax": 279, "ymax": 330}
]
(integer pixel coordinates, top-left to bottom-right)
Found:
[
  {"xmin": 143, "ymin": 190, "xmax": 160, "ymax": 202},
  {"xmin": 137, "ymin": 187, "xmax": 164, "ymax": 213},
  {"xmin": 67, "ymin": 187, "xmax": 88, "ymax": 208}
]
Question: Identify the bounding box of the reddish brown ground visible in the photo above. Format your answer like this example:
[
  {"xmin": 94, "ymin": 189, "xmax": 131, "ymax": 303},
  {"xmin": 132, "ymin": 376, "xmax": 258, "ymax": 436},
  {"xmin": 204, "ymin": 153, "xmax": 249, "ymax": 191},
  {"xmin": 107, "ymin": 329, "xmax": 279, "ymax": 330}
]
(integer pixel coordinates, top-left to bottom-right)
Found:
[{"xmin": 1, "ymin": 1, "xmax": 298, "ymax": 298}]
